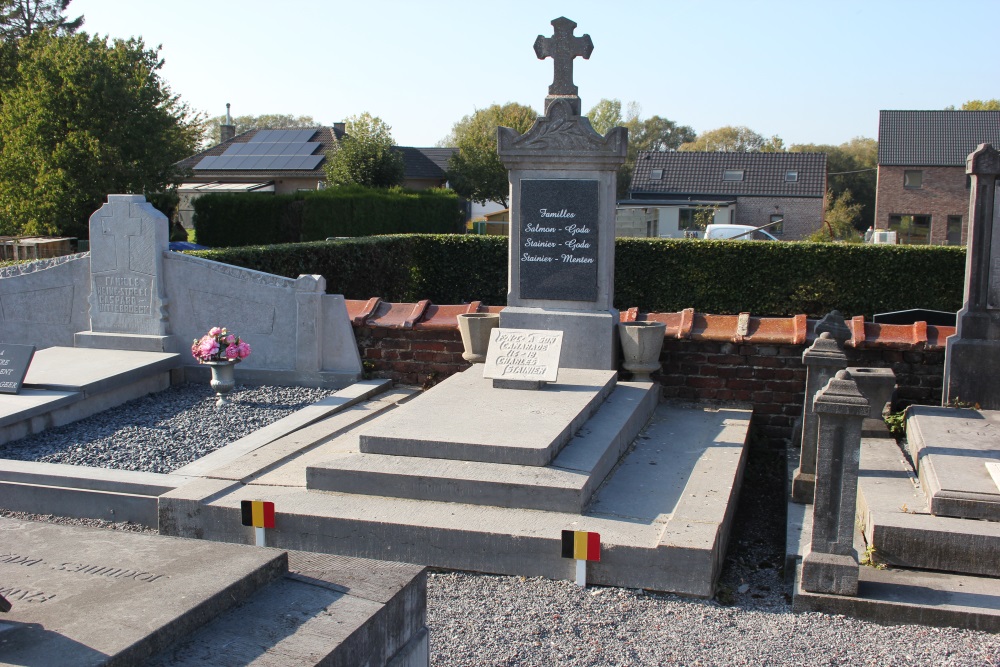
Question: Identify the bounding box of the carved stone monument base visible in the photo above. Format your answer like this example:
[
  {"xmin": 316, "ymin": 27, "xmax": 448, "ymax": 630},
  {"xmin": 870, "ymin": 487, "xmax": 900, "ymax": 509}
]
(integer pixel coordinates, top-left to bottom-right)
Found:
[
  {"xmin": 74, "ymin": 331, "xmax": 177, "ymax": 353},
  {"xmin": 801, "ymin": 549, "xmax": 860, "ymax": 596},
  {"xmin": 500, "ymin": 307, "xmax": 617, "ymax": 370}
]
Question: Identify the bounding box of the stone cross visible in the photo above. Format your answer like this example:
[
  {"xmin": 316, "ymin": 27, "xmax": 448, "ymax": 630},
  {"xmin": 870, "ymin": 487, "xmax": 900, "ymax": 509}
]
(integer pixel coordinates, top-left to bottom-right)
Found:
[
  {"xmin": 103, "ymin": 215, "xmax": 142, "ymax": 274},
  {"xmin": 533, "ymin": 16, "xmax": 593, "ymax": 97},
  {"xmin": 801, "ymin": 369, "xmax": 869, "ymax": 596}
]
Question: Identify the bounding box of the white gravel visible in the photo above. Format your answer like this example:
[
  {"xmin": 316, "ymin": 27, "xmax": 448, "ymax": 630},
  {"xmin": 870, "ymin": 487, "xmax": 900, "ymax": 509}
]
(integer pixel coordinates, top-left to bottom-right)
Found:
[
  {"xmin": 0, "ymin": 382, "xmax": 335, "ymax": 473},
  {"xmin": 3, "ymin": 389, "xmax": 1000, "ymax": 665}
]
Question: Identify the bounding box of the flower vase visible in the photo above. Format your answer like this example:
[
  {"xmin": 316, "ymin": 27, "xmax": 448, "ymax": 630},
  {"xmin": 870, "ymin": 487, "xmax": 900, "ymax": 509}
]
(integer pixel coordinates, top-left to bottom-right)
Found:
[
  {"xmin": 205, "ymin": 360, "xmax": 238, "ymax": 406},
  {"xmin": 618, "ymin": 321, "xmax": 666, "ymax": 381},
  {"xmin": 457, "ymin": 313, "xmax": 500, "ymax": 364}
]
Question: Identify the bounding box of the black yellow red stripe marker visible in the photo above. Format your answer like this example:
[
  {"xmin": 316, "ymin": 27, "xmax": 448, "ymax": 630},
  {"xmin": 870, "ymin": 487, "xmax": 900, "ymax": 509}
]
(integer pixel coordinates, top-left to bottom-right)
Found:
[
  {"xmin": 561, "ymin": 530, "xmax": 600, "ymax": 586},
  {"xmin": 241, "ymin": 500, "xmax": 275, "ymax": 546}
]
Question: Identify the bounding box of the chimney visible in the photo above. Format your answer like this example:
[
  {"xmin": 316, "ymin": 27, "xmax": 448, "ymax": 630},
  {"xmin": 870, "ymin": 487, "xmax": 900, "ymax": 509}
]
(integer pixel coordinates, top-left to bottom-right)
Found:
[
  {"xmin": 220, "ymin": 103, "xmax": 236, "ymax": 143},
  {"xmin": 333, "ymin": 121, "xmax": 346, "ymax": 137}
]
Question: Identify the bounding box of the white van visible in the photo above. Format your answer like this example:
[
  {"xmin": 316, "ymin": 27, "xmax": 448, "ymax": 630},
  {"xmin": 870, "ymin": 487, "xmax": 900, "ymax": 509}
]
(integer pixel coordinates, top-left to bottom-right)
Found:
[{"xmin": 703, "ymin": 224, "xmax": 779, "ymax": 241}]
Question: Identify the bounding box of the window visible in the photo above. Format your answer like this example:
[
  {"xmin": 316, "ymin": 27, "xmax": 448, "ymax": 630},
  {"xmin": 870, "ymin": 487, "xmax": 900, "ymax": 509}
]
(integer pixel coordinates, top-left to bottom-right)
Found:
[
  {"xmin": 769, "ymin": 214, "xmax": 784, "ymax": 235},
  {"xmin": 904, "ymin": 170, "xmax": 923, "ymax": 189},
  {"xmin": 650, "ymin": 168, "xmax": 663, "ymax": 180},
  {"xmin": 888, "ymin": 214, "xmax": 931, "ymax": 245},
  {"xmin": 785, "ymin": 171, "xmax": 798, "ymax": 182},
  {"xmin": 947, "ymin": 215, "xmax": 963, "ymax": 245},
  {"xmin": 678, "ymin": 208, "xmax": 697, "ymax": 230},
  {"xmin": 722, "ymin": 170, "xmax": 744, "ymax": 182}
]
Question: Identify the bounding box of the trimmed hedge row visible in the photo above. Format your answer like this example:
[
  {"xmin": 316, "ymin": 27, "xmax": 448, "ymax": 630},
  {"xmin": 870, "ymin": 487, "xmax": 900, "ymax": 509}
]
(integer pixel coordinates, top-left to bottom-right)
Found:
[
  {"xmin": 192, "ymin": 187, "xmax": 464, "ymax": 248},
  {"xmin": 189, "ymin": 236, "xmax": 966, "ymax": 318}
]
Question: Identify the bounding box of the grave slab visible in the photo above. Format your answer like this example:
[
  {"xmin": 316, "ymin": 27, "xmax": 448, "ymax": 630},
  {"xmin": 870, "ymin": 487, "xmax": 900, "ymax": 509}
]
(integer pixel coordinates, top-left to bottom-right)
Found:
[
  {"xmin": 906, "ymin": 405, "xmax": 1000, "ymax": 520},
  {"xmin": 358, "ymin": 367, "xmax": 617, "ymax": 466},
  {"xmin": 23, "ymin": 346, "xmax": 179, "ymax": 395},
  {"xmin": 307, "ymin": 382, "xmax": 658, "ymax": 512},
  {"xmin": 0, "ymin": 517, "xmax": 286, "ymax": 666}
]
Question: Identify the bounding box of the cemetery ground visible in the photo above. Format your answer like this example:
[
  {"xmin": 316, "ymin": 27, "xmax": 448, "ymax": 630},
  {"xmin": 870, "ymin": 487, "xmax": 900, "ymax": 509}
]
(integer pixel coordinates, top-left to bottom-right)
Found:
[{"xmin": 3, "ymin": 401, "xmax": 1000, "ymax": 666}]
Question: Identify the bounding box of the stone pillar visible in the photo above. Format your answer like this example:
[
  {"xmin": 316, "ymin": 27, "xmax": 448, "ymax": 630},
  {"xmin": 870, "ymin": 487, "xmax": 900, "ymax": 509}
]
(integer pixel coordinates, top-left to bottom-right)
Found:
[
  {"xmin": 791, "ymin": 321, "xmax": 849, "ymax": 503},
  {"xmin": 944, "ymin": 143, "xmax": 1000, "ymax": 409},
  {"xmin": 847, "ymin": 366, "xmax": 896, "ymax": 437},
  {"xmin": 801, "ymin": 369, "xmax": 869, "ymax": 596},
  {"xmin": 294, "ymin": 274, "xmax": 326, "ymax": 373}
]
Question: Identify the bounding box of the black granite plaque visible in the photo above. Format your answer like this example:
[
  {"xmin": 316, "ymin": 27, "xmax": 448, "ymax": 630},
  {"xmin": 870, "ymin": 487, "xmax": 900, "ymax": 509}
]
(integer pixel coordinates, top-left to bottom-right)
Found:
[
  {"xmin": 0, "ymin": 343, "xmax": 35, "ymax": 394},
  {"xmin": 519, "ymin": 179, "xmax": 599, "ymax": 301}
]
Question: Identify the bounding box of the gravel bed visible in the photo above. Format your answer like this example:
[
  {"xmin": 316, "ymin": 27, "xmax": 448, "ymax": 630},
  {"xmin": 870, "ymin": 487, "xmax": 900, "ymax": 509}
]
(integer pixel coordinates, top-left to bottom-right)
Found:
[
  {"xmin": 3, "ymin": 395, "xmax": 1000, "ymax": 665},
  {"xmin": 0, "ymin": 382, "xmax": 335, "ymax": 473}
]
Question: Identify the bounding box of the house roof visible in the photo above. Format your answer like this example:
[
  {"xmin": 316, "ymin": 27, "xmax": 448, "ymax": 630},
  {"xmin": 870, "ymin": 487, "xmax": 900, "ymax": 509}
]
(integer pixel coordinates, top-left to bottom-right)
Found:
[
  {"xmin": 176, "ymin": 129, "xmax": 455, "ymax": 184},
  {"xmin": 877, "ymin": 110, "xmax": 1000, "ymax": 166},
  {"xmin": 629, "ymin": 151, "xmax": 827, "ymax": 198},
  {"xmin": 175, "ymin": 126, "xmax": 344, "ymax": 179},
  {"xmin": 398, "ymin": 147, "xmax": 455, "ymax": 182}
]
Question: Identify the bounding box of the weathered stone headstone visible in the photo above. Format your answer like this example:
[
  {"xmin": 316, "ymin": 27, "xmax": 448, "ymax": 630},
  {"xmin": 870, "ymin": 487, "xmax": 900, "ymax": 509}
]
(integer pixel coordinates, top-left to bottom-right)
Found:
[
  {"xmin": 800, "ymin": 369, "xmax": 869, "ymax": 596},
  {"xmin": 791, "ymin": 326, "xmax": 849, "ymax": 504},
  {"xmin": 944, "ymin": 143, "xmax": 1000, "ymax": 409},
  {"xmin": 483, "ymin": 328, "xmax": 563, "ymax": 389},
  {"xmin": 75, "ymin": 194, "xmax": 172, "ymax": 352},
  {"xmin": 0, "ymin": 343, "xmax": 35, "ymax": 394},
  {"xmin": 498, "ymin": 16, "xmax": 626, "ymax": 371}
]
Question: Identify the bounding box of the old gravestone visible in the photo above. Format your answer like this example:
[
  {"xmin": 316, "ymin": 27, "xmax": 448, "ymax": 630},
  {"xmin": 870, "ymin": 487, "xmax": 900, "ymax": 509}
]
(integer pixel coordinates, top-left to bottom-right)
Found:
[
  {"xmin": 943, "ymin": 143, "xmax": 1000, "ymax": 409},
  {"xmin": 497, "ymin": 16, "xmax": 627, "ymax": 371},
  {"xmin": 74, "ymin": 194, "xmax": 173, "ymax": 353}
]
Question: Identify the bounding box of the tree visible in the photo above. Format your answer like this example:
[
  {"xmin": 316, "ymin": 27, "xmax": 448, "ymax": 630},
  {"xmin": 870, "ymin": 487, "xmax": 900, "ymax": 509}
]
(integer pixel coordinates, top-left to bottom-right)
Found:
[
  {"xmin": 789, "ymin": 137, "xmax": 877, "ymax": 230},
  {"xmin": 323, "ymin": 112, "xmax": 404, "ymax": 188},
  {"xmin": 0, "ymin": 32, "xmax": 202, "ymax": 237},
  {"xmin": 808, "ymin": 190, "xmax": 863, "ymax": 243},
  {"xmin": 202, "ymin": 112, "xmax": 321, "ymax": 147},
  {"xmin": 585, "ymin": 99, "xmax": 695, "ymax": 196},
  {"xmin": 444, "ymin": 102, "xmax": 537, "ymax": 207},
  {"xmin": 679, "ymin": 125, "xmax": 783, "ymax": 153},
  {"xmin": 950, "ymin": 99, "xmax": 1000, "ymax": 111},
  {"xmin": 0, "ymin": 0, "xmax": 82, "ymax": 41}
]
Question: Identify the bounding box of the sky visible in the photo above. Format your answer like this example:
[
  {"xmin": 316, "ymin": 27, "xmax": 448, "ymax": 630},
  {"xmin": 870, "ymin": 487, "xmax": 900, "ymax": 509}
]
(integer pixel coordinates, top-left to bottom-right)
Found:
[{"xmin": 69, "ymin": 0, "xmax": 999, "ymax": 148}]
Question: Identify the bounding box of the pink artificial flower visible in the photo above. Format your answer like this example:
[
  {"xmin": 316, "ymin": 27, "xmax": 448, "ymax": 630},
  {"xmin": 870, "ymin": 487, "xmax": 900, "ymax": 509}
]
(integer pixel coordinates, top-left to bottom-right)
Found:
[
  {"xmin": 225, "ymin": 334, "xmax": 236, "ymax": 345},
  {"xmin": 208, "ymin": 327, "xmax": 223, "ymax": 337},
  {"xmin": 237, "ymin": 341, "xmax": 251, "ymax": 359},
  {"xmin": 224, "ymin": 344, "xmax": 240, "ymax": 360},
  {"xmin": 198, "ymin": 336, "xmax": 219, "ymax": 359}
]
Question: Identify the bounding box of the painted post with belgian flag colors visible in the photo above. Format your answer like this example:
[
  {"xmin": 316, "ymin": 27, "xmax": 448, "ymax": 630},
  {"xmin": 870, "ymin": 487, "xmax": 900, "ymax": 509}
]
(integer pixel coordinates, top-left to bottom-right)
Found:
[
  {"xmin": 561, "ymin": 529, "xmax": 600, "ymax": 587},
  {"xmin": 241, "ymin": 500, "xmax": 275, "ymax": 547}
]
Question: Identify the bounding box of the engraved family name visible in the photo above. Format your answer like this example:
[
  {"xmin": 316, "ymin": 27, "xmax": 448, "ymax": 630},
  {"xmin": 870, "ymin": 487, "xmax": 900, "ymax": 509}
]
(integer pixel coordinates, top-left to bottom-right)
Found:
[
  {"xmin": 95, "ymin": 275, "xmax": 152, "ymax": 314},
  {"xmin": 483, "ymin": 328, "xmax": 563, "ymax": 383},
  {"xmin": 0, "ymin": 551, "xmax": 168, "ymax": 583},
  {"xmin": 519, "ymin": 179, "xmax": 599, "ymax": 301}
]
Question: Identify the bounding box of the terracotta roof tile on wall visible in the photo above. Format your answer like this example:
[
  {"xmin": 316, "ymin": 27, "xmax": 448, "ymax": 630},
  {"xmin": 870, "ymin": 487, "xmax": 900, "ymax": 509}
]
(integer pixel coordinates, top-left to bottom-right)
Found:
[
  {"xmin": 878, "ymin": 110, "xmax": 1000, "ymax": 166},
  {"xmin": 629, "ymin": 151, "xmax": 826, "ymax": 198}
]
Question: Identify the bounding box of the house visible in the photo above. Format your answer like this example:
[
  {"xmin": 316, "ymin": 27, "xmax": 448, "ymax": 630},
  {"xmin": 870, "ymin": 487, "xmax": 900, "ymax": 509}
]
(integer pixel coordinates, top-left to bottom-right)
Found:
[
  {"xmin": 874, "ymin": 110, "xmax": 1000, "ymax": 245},
  {"xmin": 622, "ymin": 151, "xmax": 827, "ymax": 240},
  {"xmin": 174, "ymin": 115, "xmax": 455, "ymax": 228}
]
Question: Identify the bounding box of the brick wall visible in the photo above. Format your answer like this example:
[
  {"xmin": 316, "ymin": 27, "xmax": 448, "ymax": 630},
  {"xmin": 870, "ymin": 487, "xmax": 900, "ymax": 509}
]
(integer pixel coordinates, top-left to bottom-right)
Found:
[
  {"xmin": 348, "ymin": 300, "xmax": 952, "ymax": 448},
  {"xmin": 874, "ymin": 165, "xmax": 968, "ymax": 245},
  {"xmin": 735, "ymin": 196, "xmax": 823, "ymax": 240}
]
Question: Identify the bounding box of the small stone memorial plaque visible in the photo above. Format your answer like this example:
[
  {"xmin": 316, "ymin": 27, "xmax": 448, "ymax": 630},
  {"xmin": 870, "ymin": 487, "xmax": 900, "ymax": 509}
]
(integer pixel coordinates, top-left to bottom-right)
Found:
[
  {"xmin": 519, "ymin": 179, "xmax": 599, "ymax": 302},
  {"xmin": 483, "ymin": 328, "xmax": 563, "ymax": 384},
  {"xmin": 0, "ymin": 343, "xmax": 35, "ymax": 394}
]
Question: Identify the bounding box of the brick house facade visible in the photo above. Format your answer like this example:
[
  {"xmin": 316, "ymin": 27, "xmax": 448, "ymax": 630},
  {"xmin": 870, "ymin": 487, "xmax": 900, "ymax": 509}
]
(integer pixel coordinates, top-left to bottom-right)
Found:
[{"xmin": 874, "ymin": 110, "xmax": 1000, "ymax": 245}]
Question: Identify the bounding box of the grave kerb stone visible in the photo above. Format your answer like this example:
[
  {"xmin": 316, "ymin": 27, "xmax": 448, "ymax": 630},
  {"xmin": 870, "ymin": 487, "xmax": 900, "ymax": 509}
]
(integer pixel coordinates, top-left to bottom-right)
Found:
[
  {"xmin": 801, "ymin": 369, "xmax": 869, "ymax": 596},
  {"xmin": 944, "ymin": 143, "xmax": 1000, "ymax": 409},
  {"xmin": 791, "ymin": 332, "xmax": 849, "ymax": 503}
]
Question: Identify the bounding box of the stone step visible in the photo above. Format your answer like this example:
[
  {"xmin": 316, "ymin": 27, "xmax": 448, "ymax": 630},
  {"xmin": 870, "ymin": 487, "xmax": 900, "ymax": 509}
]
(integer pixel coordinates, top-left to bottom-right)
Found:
[
  {"xmin": 357, "ymin": 367, "xmax": 618, "ymax": 466},
  {"xmin": 857, "ymin": 435, "xmax": 1000, "ymax": 577},
  {"xmin": 306, "ymin": 382, "xmax": 658, "ymax": 512}
]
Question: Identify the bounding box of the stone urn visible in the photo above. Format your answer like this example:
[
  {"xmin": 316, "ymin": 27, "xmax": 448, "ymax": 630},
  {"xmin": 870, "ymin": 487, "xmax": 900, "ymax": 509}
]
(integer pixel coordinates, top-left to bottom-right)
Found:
[
  {"xmin": 204, "ymin": 360, "xmax": 239, "ymax": 406},
  {"xmin": 618, "ymin": 321, "xmax": 666, "ymax": 381},
  {"xmin": 457, "ymin": 313, "xmax": 500, "ymax": 364}
]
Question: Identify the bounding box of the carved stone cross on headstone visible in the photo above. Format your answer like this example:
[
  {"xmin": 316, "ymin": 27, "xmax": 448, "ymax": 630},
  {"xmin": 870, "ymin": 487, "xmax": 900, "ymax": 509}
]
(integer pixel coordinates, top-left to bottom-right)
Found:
[{"xmin": 533, "ymin": 16, "xmax": 593, "ymax": 97}]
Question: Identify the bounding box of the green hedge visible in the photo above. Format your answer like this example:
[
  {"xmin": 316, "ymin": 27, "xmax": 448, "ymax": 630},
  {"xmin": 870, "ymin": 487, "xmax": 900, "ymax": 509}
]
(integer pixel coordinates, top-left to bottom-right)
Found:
[
  {"xmin": 189, "ymin": 236, "xmax": 966, "ymax": 318},
  {"xmin": 192, "ymin": 187, "xmax": 463, "ymax": 247}
]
